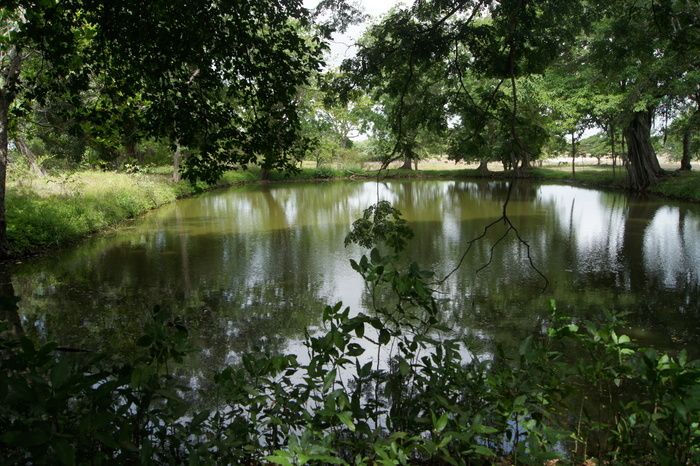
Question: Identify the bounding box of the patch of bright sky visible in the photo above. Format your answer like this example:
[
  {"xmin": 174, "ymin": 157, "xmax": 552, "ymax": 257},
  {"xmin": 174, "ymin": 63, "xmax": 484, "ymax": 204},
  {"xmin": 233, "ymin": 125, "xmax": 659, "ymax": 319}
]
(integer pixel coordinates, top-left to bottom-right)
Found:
[{"xmin": 304, "ymin": 0, "xmax": 411, "ymax": 68}]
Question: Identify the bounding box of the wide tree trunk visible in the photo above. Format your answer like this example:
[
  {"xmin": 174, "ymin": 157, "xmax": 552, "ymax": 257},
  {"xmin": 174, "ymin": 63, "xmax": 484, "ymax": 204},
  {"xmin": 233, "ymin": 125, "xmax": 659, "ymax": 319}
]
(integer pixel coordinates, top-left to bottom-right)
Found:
[
  {"xmin": 680, "ymin": 128, "xmax": 692, "ymax": 171},
  {"xmin": 400, "ymin": 154, "xmax": 412, "ymax": 170},
  {"xmin": 620, "ymin": 130, "xmax": 626, "ymax": 166},
  {"xmin": 624, "ymin": 110, "xmax": 663, "ymax": 191},
  {"xmin": 477, "ymin": 159, "xmax": 489, "ymax": 173},
  {"xmin": 520, "ymin": 150, "xmax": 531, "ymax": 171}
]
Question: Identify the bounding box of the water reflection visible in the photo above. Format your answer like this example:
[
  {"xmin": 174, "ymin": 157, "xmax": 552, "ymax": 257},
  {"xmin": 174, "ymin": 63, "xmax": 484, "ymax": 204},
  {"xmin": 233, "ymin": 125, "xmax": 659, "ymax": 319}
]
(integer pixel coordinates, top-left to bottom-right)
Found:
[{"xmin": 7, "ymin": 180, "xmax": 700, "ymax": 371}]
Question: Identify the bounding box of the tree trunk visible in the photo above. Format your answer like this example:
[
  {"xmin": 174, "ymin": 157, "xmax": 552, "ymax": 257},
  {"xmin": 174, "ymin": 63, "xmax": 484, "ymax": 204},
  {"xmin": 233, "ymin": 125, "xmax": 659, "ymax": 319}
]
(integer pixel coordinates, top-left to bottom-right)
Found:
[
  {"xmin": 15, "ymin": 137, "xmax": 46, "ymax": 177},
  {"xmin": 172, "ymin": 143, "xmax": 182, "ymax": 182},
  {"xmin": 400, "ymin": 154, "xmax": 412, "ymax": 170},
  {"xmin": 477, "ymin": 159, "xmax": 489, "ymax": 174},
  {"xmin": 680, "ymin": 127, "xmax": 692, "ymax": 171},
  {"xmin": 624, "ymin": 110, "xmax": 663, "ymax": 191},
  {"xmin": 620, "ymin": 130, "xmax": 626, "ymax": 163},
  {"xmin": 125, "ymin": 138, "xmax": 142, "ymax": 163},
  {"xmin": 521, "ymin": 150, "xmax": 531, "ymax": 171},
  {"xmin": 610, "ymin": 124, "xmax": 617, "ymax": 176},
  {"xmin": 0, "ymin": 98, "xmax": 9, "ymax": 257},
  {"xmin": 571, "ymin": 132, "xmax": 576, "ymax": 178},
  {"xmin": 260, "ymin": 166, "xmax": 270, "ymax": 181},
  {"xmin": 0, "ymin": 45, "xmax": 21, "ymax": 259}
]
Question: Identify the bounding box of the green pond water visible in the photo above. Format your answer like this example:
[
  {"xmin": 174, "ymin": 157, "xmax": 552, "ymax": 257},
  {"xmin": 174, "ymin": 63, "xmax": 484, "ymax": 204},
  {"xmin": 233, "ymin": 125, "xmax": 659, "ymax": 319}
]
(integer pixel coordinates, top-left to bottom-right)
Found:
[{"xmin": 3, "ymin": 179, "xmax": 700, "ymax": 373}]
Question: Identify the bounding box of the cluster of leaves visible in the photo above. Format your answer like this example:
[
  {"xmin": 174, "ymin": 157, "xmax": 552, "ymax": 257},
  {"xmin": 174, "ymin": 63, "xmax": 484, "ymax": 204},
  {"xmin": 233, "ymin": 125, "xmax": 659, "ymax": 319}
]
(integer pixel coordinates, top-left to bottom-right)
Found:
[
  {"xmin": 0, "ymin": 307, "xmax": 191, "ymax": 464},
  {"xmin": 344, "ymin": 200, "xmax": 413, "ymax": 253},
  {"xmin": 2, "ymin": 203, "xmax": 700, "ymax": 465}
]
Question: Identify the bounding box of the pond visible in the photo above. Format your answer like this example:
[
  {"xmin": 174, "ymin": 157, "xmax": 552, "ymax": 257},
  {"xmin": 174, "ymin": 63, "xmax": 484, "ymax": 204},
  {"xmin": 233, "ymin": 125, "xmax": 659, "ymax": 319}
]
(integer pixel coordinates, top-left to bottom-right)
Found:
[{"xmin": 3, "ymin": 179, "xmax": 700, "ymax": 375}]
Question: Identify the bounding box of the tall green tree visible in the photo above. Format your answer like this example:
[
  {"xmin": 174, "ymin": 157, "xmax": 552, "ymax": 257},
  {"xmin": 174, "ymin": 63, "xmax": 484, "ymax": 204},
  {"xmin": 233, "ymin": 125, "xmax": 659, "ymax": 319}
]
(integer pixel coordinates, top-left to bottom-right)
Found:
[
  {"xmin": 345, "ymin": 0, "xmax": 584, "ymax": 172},
  {"xmin": 542, "ymin": 55, "xmax": 594, "ymax": 177},
  {"xmin": 1, "ymin": 3, "xmax": 84, "ymax": 256},
  {"xmin": 586, "ymin": 0, "xmax": 700, "ymax": 190},
  {"xmin": 344, "ymin": 7, "xmax": 450, "ymax": 169}
]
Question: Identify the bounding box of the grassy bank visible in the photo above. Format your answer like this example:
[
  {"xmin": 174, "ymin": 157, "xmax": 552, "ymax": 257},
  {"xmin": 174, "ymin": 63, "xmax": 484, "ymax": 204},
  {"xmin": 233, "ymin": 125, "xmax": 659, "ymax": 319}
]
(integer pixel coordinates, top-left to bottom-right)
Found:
[
  {"xmin": 531, "ymin": 166, "xmax": 700, "ymax": 202},
  {"xmin": 5, "ymin": 170, "xmax": 258, "ymax": 258},
  {"xmin": 6, "ymin": 164, "xmax": 700, "ymax": 258}
]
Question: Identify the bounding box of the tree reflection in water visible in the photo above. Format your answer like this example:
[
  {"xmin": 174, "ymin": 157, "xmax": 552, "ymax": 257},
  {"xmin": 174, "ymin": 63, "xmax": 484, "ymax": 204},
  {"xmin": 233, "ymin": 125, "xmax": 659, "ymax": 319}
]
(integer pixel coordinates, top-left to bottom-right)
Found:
[{"xmin": 5, "ymin": 180, "xmax": 700, "ymax": 378}]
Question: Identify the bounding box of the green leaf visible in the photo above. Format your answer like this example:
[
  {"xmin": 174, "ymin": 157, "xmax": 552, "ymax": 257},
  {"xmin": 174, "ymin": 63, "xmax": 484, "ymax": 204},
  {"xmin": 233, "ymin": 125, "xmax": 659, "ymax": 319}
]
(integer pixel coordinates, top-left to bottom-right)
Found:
[
  {"xmin": 323, "ymin": 368, "xmax": 337, "ymax": 391},
  {"xmin": 1, "ymin": 429, "xmax": 50, "ymax": 447},
  {"xmin": 266, "ymin": 453, "xmax": 294, "ymax": 466},
  {"xmin": 472, "ymin": 445, "xmax": 496, "ymax": 457},
  {"xmin": 473, "ymin": 424, "xmax": 499, "ymax": 434},
  {"xmin": 50, "ymin": 357, "xmax": 71, "ymax": 389},
  {"xmin": 338, "ymin": 411, "xmax": 356, "ymax": 432},
  {"xmin": 308, "ymin": 455, "xmax": 346, "ymax": 464},
  {"xmin": 518, "ymin": 335, "xmax": 532, "ymax": 356},
  {"xmin": 359, "ymin": 362, "xmax": 373, "ymax": 377},
  {"xmin": 370, "ymin": 247, "xmax": 381, "ymax": 264},
  {"xmin": 137, "ymin": 335, "xmax": 154, "ymax": 347},
  {"xmin": 354, "ymin": 322, "xmax": 365, "ymax": 338},
  {"xmin": 398, "ymin": 358, "xmax": 410, "ymax": 376},
  {"xmin": 347, "ymin": 343, "xmax": 365, "ymax": 357},
  {"xmin": 130, "ymin": 365, "xmax": 154, "ymax": 388},
  {"xmin": 378, "ymin": 329, "xmax": 391, "ymax": 345},
  {"xmin": 434, "ymin": 413, "xmax": 448, "ymax": 432}
]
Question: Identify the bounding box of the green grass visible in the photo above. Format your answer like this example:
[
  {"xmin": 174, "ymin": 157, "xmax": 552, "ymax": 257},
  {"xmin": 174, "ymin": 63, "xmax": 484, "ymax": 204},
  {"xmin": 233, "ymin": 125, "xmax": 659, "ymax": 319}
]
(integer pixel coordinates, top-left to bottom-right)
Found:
[
  {"xmin": 7, "ymin": 172, "xmax": 175, "ymax": 256},
  {"xmin": 532, "ymin": 166, "xmax": 700, "ymax": 202},
  {"xmin": 651, "ymin": 170, "xmax": 700, "ymax": 201},
  {"xmin": 5, "ymin": 169, "xmax": 265, "ymax": 257}
]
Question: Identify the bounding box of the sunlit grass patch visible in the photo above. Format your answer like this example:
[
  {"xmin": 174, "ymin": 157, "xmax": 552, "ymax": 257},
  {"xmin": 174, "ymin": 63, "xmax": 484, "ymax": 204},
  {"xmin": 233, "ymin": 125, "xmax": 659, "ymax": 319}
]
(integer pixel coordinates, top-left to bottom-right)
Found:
[{"xmin": 7, "ymin": 171, "xmax": 181, "ymax": 256}]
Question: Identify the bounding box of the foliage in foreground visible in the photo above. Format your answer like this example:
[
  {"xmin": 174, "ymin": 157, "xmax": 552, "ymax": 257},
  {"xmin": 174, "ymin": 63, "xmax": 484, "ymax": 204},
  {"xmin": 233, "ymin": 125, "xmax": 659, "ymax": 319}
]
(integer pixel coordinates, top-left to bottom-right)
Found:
[{"xmin": 1, "ymin": 202, "xmax": 700, "ymax": 465}]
